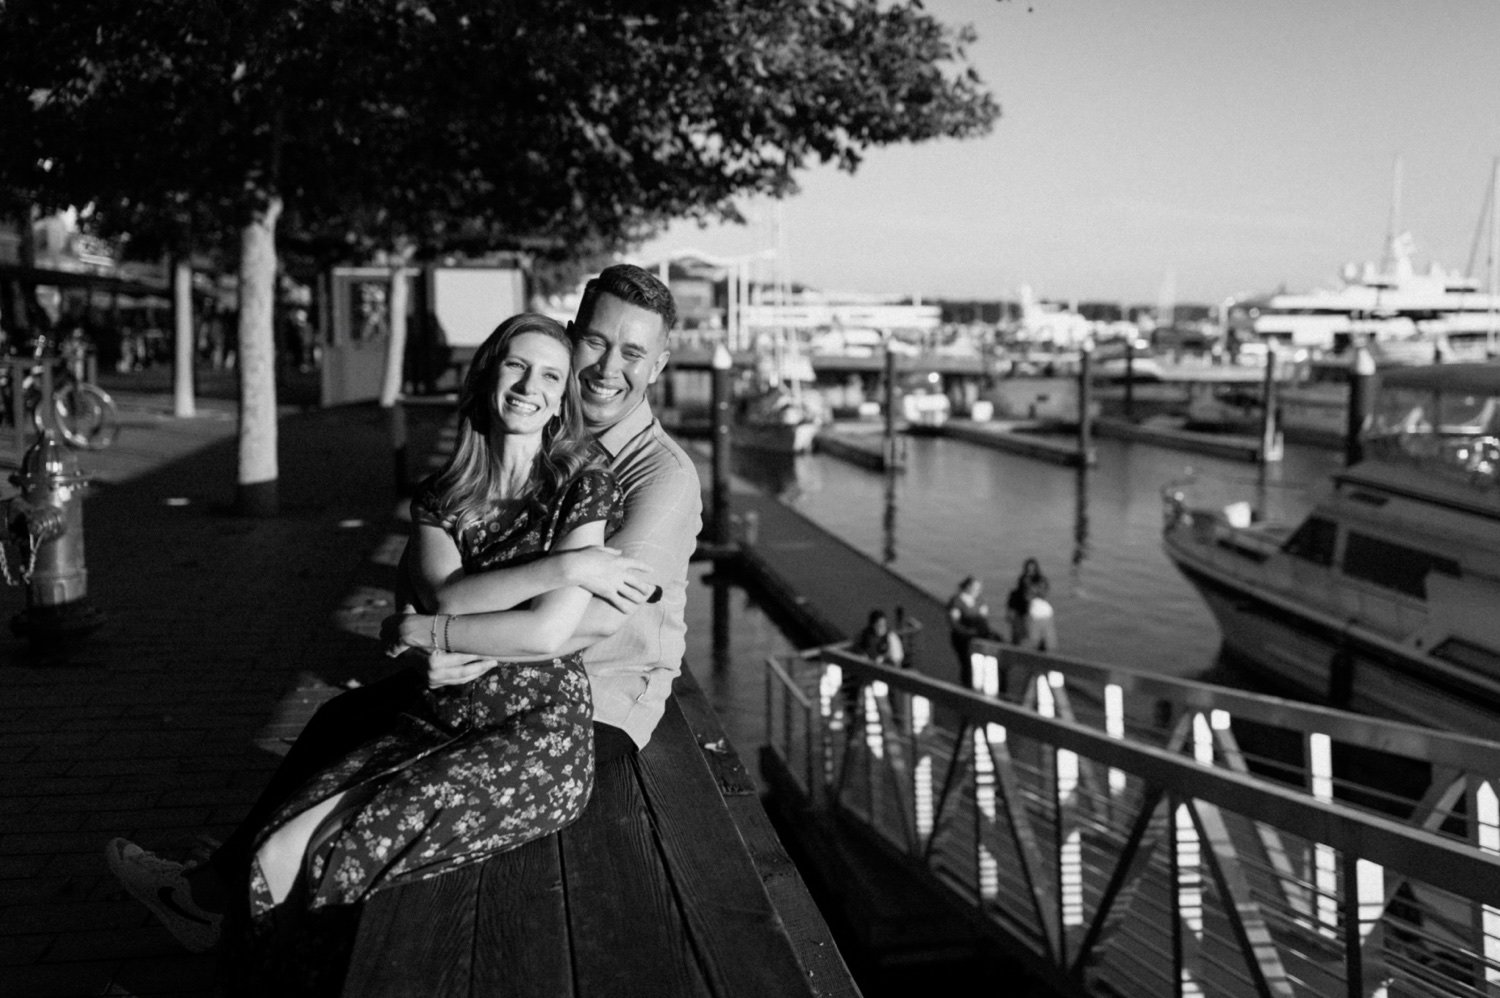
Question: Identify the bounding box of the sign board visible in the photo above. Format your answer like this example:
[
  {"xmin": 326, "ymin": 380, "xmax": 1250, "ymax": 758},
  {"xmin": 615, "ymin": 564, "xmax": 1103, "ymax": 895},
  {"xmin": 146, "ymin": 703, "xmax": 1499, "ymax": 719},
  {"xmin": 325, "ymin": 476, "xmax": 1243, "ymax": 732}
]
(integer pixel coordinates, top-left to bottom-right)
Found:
[
  {"xmin": 427, "ymin": 267, "xmax": 527, "ymax": 349},
  {"xmin": 322, "ymin": 266, "xmax": 418, "ymax": 407}
]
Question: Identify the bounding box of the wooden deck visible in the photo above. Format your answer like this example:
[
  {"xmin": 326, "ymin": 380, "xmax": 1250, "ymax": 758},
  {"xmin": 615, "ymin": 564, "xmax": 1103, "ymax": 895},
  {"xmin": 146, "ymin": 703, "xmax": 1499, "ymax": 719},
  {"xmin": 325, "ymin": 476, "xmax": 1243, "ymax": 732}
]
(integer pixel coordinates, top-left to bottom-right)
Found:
[{"xmin": 343, "ymin": 666, "xmax": 857, "ymax": 998}]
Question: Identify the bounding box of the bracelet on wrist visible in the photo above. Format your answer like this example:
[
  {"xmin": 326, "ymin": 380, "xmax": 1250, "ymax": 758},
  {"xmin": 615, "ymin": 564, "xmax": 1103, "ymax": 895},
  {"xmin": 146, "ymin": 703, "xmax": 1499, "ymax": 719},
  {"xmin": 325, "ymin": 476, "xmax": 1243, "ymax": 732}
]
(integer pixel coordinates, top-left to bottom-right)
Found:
[{"xmin": 442, "ymin": 614, "xmax": 453, "ymax": 654}]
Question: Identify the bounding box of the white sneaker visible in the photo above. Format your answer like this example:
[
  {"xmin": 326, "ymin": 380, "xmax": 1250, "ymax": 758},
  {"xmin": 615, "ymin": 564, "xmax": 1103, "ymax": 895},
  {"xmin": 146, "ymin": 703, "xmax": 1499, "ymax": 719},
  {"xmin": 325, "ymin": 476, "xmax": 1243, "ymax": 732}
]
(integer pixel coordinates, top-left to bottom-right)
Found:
[{"xmin": 105, "ymin": 838, "xmax": 223, "ymax": 952}]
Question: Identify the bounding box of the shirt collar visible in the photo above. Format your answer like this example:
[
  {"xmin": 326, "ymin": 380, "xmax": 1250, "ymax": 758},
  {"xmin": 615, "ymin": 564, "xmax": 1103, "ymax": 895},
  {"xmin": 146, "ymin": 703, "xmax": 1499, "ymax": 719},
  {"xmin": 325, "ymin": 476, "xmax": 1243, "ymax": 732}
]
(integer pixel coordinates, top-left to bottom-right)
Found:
[{"xmin": 592, "ymin": 399, "xmax": 655, "ymax": 457}]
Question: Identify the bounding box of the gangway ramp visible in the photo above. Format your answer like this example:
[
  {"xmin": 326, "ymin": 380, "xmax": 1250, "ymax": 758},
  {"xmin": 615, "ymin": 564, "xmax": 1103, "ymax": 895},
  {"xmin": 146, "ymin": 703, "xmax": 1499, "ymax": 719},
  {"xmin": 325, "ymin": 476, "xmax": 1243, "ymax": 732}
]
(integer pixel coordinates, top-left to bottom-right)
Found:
[{"xmin": 762, "ymin": 639, "xmax": 1500, "ymax": 998}]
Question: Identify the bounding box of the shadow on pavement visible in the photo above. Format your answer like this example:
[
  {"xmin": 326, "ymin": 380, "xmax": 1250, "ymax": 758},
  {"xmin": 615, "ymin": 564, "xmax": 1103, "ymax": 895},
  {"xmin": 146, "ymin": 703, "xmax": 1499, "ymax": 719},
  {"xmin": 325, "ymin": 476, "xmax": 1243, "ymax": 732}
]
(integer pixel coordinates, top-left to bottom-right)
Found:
[{"xmin": 0, "ymin": 401, "xmax": 449, "ymax": 997}]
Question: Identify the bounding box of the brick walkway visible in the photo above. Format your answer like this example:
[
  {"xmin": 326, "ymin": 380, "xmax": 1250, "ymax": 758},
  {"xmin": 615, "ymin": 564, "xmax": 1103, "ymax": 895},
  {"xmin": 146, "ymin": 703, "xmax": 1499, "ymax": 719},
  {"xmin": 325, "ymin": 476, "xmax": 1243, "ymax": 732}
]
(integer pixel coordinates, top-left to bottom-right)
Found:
[{"xmin": 0, "ymin": 392, "xmax": 447, "ymax": 997}]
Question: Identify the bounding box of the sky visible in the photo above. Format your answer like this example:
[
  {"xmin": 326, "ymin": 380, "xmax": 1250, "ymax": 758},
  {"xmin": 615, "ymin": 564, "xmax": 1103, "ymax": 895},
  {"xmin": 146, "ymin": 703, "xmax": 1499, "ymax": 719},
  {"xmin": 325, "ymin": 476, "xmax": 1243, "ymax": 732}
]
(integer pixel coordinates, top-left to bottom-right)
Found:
[{"xmin": 633, "ymin": 0, "xmax": 1500, "ymax": 308}]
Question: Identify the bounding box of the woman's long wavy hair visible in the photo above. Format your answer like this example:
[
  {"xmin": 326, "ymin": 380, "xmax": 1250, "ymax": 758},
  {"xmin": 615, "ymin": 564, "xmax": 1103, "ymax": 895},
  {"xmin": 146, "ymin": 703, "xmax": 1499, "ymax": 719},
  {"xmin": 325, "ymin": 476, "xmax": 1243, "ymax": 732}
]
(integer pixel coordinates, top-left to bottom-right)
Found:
[{"xmin": 426, "ymin": 313, "xmax": 600, "ymax": 536}]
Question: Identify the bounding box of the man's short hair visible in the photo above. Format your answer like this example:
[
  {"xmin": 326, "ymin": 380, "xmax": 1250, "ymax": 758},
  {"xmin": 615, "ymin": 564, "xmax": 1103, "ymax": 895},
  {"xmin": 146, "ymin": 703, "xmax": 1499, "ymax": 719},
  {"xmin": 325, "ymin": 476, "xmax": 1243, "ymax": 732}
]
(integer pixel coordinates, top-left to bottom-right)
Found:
[{"xmin": 576, "ymin": 263, "xmax": 678, "ymax": 338}]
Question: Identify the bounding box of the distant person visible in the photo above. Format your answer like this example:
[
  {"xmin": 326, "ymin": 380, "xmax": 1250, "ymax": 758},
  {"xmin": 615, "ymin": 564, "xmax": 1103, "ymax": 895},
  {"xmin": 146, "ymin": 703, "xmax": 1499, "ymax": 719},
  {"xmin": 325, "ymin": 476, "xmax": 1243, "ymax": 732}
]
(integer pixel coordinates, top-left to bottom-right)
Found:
[
  {"xmin": 854, "ymin": 608, "xmax": 905, "ymax": 669},
  {"xmin": 946, "ymin": 576, "xmax": 996, "ymax": 689},
  {"xmin": 1006, "ymin": 557, "xmax": 1056, "ymax": 651},
  {"xmin": 843, "ymin": 608, "xmax": 906, "ymax": 723}
]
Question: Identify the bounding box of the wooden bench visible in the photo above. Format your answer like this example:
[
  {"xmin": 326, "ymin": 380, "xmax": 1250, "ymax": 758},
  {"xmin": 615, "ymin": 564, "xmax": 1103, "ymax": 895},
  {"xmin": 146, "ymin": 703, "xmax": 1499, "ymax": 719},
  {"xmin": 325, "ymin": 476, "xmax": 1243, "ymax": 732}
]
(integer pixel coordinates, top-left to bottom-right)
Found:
[{"xmin": 343, "ymin": 666, "xmax": 858, "ymax": 998}]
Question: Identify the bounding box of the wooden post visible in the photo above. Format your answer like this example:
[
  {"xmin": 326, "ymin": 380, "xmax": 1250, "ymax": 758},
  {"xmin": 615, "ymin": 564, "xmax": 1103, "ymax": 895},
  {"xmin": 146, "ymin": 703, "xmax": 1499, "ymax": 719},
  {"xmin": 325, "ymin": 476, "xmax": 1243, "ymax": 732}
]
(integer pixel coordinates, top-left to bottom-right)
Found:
[
  {"xmin": 1259, "ymin": 342, "xmax": 1283, "ymax": 463},
  {"xmin": 1124, "ymin": 336, "xmax": 1135, "ymax": 421},
  {"xmin": 883, "ymin": 341, "xmax": 897, "ymax": 470},
  {"xmin": 1077, "ymin": 342, "xmax": 1094, "ymax": 464},
  {"xmin": 1345, "ymin": 345, "xmax": 1376, "ymax": 467},
  {"xmin": 171, "ymin": 257, "xmax": 195, "ymax": 418},
  {"xmin": 711, "ymin": 344, "xmax": 732, "ymax": 547}
]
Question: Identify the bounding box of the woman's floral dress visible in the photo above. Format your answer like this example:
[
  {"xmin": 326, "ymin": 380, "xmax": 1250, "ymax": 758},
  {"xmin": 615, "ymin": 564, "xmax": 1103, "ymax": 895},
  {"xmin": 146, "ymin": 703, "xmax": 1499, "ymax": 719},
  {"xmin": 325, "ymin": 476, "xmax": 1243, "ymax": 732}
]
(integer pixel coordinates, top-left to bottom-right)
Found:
[{"xmin": 245, "ymin": 467, "xmax": 623, "ymax": 920}]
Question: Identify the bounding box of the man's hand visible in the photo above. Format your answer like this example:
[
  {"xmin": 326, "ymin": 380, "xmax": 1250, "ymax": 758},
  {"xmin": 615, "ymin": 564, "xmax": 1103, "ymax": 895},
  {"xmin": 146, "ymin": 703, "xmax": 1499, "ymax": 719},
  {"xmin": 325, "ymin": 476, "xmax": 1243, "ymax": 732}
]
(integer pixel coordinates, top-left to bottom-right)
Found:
[
  {"xmin": 564, "ymin": 546, "xmax": 658, "ymax": 613},
  {"xmin": 381, "ymin": 604, "xmax": 434, "ymax": 657},
  {"xmin": 422, "ymin": 649, "xmax": 501, "ymax": 688}
]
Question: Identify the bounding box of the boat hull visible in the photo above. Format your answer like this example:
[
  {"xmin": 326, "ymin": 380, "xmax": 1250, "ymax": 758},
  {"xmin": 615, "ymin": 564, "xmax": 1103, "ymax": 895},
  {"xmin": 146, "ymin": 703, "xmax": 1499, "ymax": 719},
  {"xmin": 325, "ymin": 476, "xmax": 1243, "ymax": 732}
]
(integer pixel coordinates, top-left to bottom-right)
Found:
[
  {"xmin": 732, "ymin": 420, "xmax": 819, "ymax": 454},
  {"xmin": 1164, "ymin": 535, "xmax": 1500, "ymax": 739}
]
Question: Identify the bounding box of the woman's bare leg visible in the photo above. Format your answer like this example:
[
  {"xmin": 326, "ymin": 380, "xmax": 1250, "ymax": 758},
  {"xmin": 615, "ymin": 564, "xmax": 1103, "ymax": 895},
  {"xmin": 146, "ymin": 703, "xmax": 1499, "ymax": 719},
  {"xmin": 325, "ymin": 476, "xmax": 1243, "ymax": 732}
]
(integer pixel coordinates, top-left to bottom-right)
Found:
[{"xmin": 254, "ymin": 790, "xmax": 352, "ymax": 906}]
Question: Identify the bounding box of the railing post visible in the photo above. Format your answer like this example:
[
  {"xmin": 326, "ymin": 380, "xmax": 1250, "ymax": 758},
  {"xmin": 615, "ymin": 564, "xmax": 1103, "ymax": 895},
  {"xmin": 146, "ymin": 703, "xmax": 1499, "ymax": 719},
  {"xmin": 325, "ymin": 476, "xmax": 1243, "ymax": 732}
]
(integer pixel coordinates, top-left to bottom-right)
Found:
[
  {"xmin": 1308, "ymin": 732, "xmax": 1338, "ymax": 936},
  {"xmin": 973, "ymin": 724, "xmax": 998, "ymax": 903},
  {"xmin": 1169, "ymin": 793, "xmax": 1186, "ymax": 998},
  {"xmin": 911, "ymin": 694, "xmax": 933, "ymax": 847},
  {"xmin": 1339, "ymin": 851, "xmax": 1364, "ymax": 998}
]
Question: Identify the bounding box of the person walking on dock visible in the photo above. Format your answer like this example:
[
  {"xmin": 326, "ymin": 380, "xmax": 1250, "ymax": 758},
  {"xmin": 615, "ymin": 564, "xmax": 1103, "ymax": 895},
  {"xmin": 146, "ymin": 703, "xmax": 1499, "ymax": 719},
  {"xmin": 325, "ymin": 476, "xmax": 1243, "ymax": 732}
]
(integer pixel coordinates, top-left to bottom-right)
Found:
[
  {"xmin": 946, "ymin": 576, "xmax": 997, "ymax": 689},
  {"xmin": 1006, "ymin": 557, "xmax": 1056, "ymax": 652}
]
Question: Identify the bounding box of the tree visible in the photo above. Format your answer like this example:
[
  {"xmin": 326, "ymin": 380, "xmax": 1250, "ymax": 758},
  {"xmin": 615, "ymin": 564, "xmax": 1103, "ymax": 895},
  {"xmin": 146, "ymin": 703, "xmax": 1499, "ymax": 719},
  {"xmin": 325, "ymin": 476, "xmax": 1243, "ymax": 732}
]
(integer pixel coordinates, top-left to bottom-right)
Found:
[{"xmin": 0, "ymin": 0, "xmax": 997, "ymax": 514}]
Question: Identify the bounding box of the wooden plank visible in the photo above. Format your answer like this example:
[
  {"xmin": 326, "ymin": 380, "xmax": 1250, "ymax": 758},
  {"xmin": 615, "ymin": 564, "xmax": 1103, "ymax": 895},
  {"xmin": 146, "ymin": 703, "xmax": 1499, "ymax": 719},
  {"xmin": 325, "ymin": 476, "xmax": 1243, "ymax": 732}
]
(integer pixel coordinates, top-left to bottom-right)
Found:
[
  {"xmin": 469, "ymin": 835, "xmax": 573, "ymax": 998},
  {"xmin": 637, "ymin": 696, "xmax": 820, "ymax": 998},
  {"xmin": 342, "ymin": 864, "xmax": 481, "ymax": 998},
  {"xmin": 560, "ymin": 751, "xmax": 707, "ymax": 998},
  {"xmin": 672, "ymin": 669, "xmax": 861, "ymax": 998},
  {"xmin": 672, "ymin": 668, "xmax": 759, "ymax": 796}
]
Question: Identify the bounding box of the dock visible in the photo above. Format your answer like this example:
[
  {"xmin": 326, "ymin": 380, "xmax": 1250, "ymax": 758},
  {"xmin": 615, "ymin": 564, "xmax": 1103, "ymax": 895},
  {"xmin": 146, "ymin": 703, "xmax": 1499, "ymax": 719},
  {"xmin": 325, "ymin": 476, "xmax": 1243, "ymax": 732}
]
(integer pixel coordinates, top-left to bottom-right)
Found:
[
  {"xmin": 0, "ymin": 392, "xmax": 859, "ymax": 998},
  {"xmin": 937, "ymin": 419, "xmax": 1093, "ymax": 468},
  {"xmin": 1092, "ymin": 415, "xmax": 1269, "ymax": 461},
  {"xmin": 814, "ymin": 424, "xmax": 902, "ymax": 471},
  {"xmin": 346, "ymin": 666, "xmax": 854, "ymax": 998},
  {"xmin": 726, "ymin": 484, "xmax": 1500, "ymax": 998}
]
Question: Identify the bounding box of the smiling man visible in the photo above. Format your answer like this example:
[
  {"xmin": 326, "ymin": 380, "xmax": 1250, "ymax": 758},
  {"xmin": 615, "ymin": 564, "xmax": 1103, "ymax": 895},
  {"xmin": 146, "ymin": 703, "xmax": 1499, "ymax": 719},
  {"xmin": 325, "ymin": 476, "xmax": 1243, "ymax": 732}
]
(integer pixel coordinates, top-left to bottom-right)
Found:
[{"xmin": 560, "ymin": 263, "xmax": 702, "ymax": 751}]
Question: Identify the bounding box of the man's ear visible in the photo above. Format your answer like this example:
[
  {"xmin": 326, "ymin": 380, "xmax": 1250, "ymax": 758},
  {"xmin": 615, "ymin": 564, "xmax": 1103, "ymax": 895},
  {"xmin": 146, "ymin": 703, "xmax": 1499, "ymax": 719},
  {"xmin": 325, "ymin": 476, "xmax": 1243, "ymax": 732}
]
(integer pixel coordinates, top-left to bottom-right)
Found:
[{"xmin": 648, "ymin": 348, "xmax": 671, "ymax": 385}]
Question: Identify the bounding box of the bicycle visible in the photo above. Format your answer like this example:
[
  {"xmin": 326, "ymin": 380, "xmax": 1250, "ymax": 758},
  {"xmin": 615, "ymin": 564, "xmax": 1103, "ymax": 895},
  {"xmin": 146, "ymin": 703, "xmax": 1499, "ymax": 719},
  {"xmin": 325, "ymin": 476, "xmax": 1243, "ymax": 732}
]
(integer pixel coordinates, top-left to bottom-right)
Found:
[{"xmin": 0, "ymin": 332, "xmax": 119, "ymax": 450}]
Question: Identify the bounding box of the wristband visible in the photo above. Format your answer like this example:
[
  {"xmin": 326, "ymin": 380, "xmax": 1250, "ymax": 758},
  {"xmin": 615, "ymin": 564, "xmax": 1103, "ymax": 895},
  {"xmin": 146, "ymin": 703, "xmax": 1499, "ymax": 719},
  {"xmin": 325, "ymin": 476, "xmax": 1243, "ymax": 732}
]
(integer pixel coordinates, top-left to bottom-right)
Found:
[{"xmin": 442, "ymin": 614, "xmax": 453, "ymax": 654}]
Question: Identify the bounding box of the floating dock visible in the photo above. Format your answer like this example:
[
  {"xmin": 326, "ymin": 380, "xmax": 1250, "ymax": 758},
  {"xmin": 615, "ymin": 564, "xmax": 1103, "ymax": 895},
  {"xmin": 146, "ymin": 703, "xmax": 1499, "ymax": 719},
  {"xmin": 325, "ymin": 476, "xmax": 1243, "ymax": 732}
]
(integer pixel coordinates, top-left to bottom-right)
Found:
[
  {"xmin": 814, "ymin": 423, "xmax": 902, "ymax": 471},
  {"xmin": 1092, "ymin": 415, "xmax": 1269, "ymax": 461},
  {"xmin": 938, "ymin": 419, "xmax": 1093, "ymax": 467}
]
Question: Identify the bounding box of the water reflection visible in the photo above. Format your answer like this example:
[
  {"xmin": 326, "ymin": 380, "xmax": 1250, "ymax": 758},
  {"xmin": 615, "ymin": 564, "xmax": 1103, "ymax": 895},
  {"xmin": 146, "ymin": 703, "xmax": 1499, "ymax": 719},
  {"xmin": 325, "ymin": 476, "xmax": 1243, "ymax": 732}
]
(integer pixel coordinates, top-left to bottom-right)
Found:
[
  {"xmin": 731, "ymin": 448, "xmax": 797, "ymax": 499},
  {"xmin": 882, "ymin": 468, "xmax": 898, "ymax": 567},
  {"xmin": 709, "ymin": 566, "xmax": 732, "ymax": 675},
  {"xmin": 1071, "ymin": 466, "xmax": 1091, "ymax": 575}
]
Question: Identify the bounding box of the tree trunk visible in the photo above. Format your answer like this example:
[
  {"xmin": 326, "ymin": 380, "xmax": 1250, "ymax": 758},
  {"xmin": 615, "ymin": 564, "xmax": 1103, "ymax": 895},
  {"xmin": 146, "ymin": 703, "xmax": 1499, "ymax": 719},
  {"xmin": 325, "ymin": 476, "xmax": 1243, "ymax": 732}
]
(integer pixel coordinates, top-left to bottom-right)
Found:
[
  {"xmin": 380, "ymin": 255, "xmax": 412, "ymax": 493},
  {"xmin": 235, "ymin": 196, "xmax": 281, "ymax": 516},
  {"xmin": 171, "ymin": 256, "xmax": 196, "ymax": 418},
  {"xmin": 378, "ymin": 256, "xmax": 410, "ymax": 408}
]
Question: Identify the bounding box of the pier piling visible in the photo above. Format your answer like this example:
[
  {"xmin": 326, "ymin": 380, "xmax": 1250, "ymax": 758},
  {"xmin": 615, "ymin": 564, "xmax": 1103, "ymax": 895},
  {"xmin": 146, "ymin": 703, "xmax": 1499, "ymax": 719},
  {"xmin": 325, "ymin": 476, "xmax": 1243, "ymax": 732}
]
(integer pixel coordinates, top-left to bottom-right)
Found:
[
  {"xmin": 1345, "ymin": 344, "xmax": 1376, "ymax": 466},
  {"xmin": 1259, "ymin": 342, "xmax": 1283, "ymax": 463},
  {"xmin": 711, "ymin": 343, "xmax": 733, "ymax": 547},
  {"xmin": 1076, "ymin": 343, "xmax": 1094, "ymax": 460}
]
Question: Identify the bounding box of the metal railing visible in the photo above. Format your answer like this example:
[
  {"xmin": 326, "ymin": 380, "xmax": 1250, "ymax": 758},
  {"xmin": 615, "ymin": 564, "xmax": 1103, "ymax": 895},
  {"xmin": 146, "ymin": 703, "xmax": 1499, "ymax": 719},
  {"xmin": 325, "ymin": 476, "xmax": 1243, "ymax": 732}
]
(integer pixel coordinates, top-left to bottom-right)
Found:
[{"xmin": 764, "ymin": 639, "xmax": 1500, "ymax": 997}]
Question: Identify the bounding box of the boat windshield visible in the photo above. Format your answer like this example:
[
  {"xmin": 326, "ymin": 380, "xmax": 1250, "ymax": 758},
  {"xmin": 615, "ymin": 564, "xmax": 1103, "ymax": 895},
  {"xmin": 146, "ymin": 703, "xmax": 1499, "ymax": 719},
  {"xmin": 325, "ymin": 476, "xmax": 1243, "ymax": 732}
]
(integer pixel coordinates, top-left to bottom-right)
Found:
[{"xmin": 1365, "ymin": 385, "xmax": 1500, "ymax": 489}]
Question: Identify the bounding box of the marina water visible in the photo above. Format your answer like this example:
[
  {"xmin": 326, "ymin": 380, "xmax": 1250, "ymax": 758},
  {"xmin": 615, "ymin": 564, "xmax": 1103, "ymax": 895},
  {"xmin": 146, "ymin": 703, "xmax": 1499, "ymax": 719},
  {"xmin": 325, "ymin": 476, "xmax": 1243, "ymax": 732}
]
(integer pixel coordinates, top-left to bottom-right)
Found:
[{"xmin": 685, "ymin": 431, "xmax": 1347, "ymax": 761}]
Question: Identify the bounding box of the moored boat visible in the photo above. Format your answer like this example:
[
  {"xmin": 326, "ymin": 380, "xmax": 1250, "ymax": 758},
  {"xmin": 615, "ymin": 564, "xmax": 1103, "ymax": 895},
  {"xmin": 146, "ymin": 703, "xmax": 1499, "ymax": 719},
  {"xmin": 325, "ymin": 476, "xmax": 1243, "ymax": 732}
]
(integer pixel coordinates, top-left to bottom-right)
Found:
[
  {"xmin": 732, "ymin": 386, "xmax": 823, "ymax": 453},
  {"xmin": 1162, "ymin": 362, "xmax": 1500, "ymax": 737}
]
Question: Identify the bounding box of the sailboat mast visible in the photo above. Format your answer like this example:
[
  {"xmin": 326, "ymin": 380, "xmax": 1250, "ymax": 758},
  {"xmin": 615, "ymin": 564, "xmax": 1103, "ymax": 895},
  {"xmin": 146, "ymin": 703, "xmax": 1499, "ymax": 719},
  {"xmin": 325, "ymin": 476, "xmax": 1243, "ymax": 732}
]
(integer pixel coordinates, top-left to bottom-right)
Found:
[
  {"xmin": 1489, "ymin": 157, "xmax": 1499, "ymax": 358},
  {"xmin": 1384, "ymin": 154, "xmax": 1403, "ymax": 272}
]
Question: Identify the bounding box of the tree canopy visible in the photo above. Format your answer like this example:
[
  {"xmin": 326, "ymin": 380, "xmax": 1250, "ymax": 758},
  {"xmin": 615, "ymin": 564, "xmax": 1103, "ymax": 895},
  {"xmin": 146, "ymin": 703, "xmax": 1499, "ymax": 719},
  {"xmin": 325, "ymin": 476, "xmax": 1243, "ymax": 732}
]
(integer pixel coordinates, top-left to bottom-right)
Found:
[
  {"xmin": 0, "ymin": 0, "xmax": 998, "ymax": 263},
  {"xmin": 0, "ymin": 0, "xmax": 998, "ymax": 513}
]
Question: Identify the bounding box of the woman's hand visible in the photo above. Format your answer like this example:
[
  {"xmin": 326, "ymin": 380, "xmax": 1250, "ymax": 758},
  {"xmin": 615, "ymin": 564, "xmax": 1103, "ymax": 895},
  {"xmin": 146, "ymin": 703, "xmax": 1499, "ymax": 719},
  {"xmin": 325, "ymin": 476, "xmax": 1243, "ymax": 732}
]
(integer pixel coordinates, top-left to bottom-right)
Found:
[
  {"xmin": 562, "ymin": 546, "xmax": 657, "ymax": 613},
  {"xmin": 423, "ymin": 650, "xmax": 500, "ymax": 688}
]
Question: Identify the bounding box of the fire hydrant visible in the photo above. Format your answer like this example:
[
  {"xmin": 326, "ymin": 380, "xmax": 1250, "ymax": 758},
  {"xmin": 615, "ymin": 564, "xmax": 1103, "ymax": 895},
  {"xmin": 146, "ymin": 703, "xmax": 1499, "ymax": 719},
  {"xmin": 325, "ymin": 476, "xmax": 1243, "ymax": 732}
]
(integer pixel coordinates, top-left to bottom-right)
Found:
[{"xmin": 1, "ymin": 430, "xmax": 102, "ymax": 639}]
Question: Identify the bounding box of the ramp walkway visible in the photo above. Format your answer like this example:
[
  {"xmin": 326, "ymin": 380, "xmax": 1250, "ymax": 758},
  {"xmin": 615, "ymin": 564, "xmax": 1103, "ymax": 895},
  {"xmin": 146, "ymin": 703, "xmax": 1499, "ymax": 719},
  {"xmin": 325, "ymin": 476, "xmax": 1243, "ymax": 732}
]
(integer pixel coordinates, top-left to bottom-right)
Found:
[{"xmin": 735, "ymin": 487, "xmax": 1500, "ymax": 998}]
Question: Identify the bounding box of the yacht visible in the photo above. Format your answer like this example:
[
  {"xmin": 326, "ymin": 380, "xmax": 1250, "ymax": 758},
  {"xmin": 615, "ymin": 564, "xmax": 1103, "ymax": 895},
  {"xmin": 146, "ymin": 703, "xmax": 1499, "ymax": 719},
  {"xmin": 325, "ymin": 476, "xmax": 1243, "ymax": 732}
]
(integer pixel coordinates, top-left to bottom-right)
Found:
[
  {"xmin": 1162, "ymin": 363, "xmax": 1500, "ymax": 737},
  {"xmin": 1250, "ymin": 232, "xmax": 1500, "ymax": 361}
]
